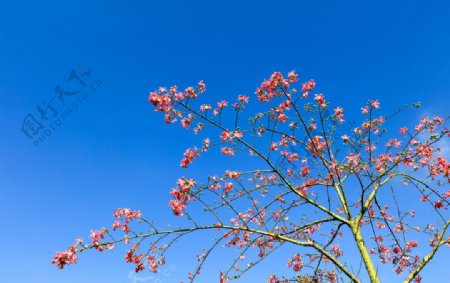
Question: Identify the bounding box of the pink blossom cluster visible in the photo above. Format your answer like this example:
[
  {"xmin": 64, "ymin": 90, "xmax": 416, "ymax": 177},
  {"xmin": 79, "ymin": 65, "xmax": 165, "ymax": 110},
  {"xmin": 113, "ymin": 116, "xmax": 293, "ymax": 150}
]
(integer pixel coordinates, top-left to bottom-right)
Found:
[
  {"xmin": 112, "ymin": 208, "xmax": 142, "ymax": 234},
  {"xmin": 287, "ymin": 254, "xmax": 303, "ymax": 271},
  {"xmin": 307, "ymin": 135, "xmax": 328, "ymax": 158},
  {"xmin": 255, "ymin": 71, "xmax": 292, "ymax": 102},
  {"xmin": 180, "ymin": 147, "xmax": 199, "ymax": 168},
  {"xmin": 169, "ymin": 177, "xmax": 195, "ymax": 216},
  {"xmin": 51, "ymin": 244, "xmax": 77, "ymax": 269}
]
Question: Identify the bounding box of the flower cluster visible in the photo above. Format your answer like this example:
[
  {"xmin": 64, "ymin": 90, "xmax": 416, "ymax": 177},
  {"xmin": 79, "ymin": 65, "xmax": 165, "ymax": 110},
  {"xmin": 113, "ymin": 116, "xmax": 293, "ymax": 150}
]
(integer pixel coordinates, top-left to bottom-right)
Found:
[
  {"xmin": 255, "ymin": 71, "xmax": 292, "ymax": 102},
  {"xmin": 169, "ymin": 177, "xmax": 196, "ymax": 216},
  {"xmin": 112, "ymin": 208, "xmax": 142, "ymax": 233},
  {"xmin": 307, "ymin": 135, "xmax": 328, "ymax": 158},
  {"xmin": 180, "ymin": 147, "xmax": 200, "ymax": 168},
  {"xmin": 287, "ymin": 254, "xmax": 303, "ymax": 272},
  {"xmin": 52, "ymin": 244, "xmax": 77, "ymax": 269}
]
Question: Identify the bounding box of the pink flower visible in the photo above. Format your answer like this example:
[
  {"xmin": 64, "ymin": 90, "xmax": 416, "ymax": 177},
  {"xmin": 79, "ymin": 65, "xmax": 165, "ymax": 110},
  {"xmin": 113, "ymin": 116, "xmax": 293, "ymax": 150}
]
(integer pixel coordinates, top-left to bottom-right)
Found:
[
  {"xmin": 52, "ymin": 244, "xmax": 78, "ymax": 269},
  {"xmin": 89, "ymin": 229, "xmax": 105, "ymax": 244},
  {"xmin": 217, "ymin": 100, "xmax": 228, "ymax": 109},
  {"xmin": 314, "ymin": 93, "xmax": 326, "ymax": 108},
  {"xmin": 287, "ymin": 70, "xmax": 298, "ymax": 83},
  {"xmin": 255, "ymin": 72, "xmax": 289, "ymax": 102},
  {"xmin": 198, "ymin": 80, "xmax": 206, "ymax": 93},
  {"xmin": 434, "ymin": 200, "xmax": 444, "ymax": 209},
  {"xmin": 270, "ymin": 142, "xmax": 278, "ymax": 151},
  {"xmin": 180, "ymin": 147, "xmax": 200, "ymax": 168},
  {"xmin": 287, "ymin": 254, "xmax": 303, "ymax": 272},
  {"xmin": 200, "ymin": 104, "xmax": 212, "ymax": 111},
  {"xmin": 224, "ymin": 182, "xmax": 233, "ymax": 195},
  {"xmin": 361, "ymin": 106, "xmax": 369, "ymax": 114},
  {"xmin": 112, "ymin": 221, "xmax": 121, "ymax": 230},
  {"xmin": 287, "ymin": 153, "xmax": 299, "ymax": 163},
  {"xmin": 301, "ymin": 79, "xmax": 316, "ymax": 93},
  {"xmin": 346, "ymin": 153, "xmax": 360, "ymax": 167},
  {"xmin": 331, "ymin": 245, "xmax": 343, "ymax": 257},
  {"xmin": 220, "ymin": 271, "xmax": 229, "ymax": 283},
  {"xmin": 341, "ymin": 135, "xmax": 349, "ymax": 143},
  {"xmin": 308, "ymin": 123, "xmax": 317, "ymax": 130},
  {"xmin": 238, "ymin": 95, "xmax": 249, "ymax": 103},
  {"xmin": 193, "ymin": 123, "xmax": 205, "ymax": 134},
  {"xmin": 221, "ymin": 131, "xmax": 232, "ymax": 142},
  {"xmin": 334, "ymin": 107, "xmax": 344, "ymax": 123},
  {"xmin": 300, "ymin": 165, "xmax": 310, "ymax": 177},
  {"xmin": 221, "ymin": 147, "xmax": 235, "ymax": 156},
  {"xmin": 434, "ymin": 116, "xmax": 444, "ymax": 125},
  {"xmin": 202, "ymin": 138, "xmax": 211, "ymax": 151},
  {"xmin": 180, "ymin": 114, "xmax": 193, "ymax": 128},
  {"xmin": 314, "ymin": 93, "xmax": 325, "ymax": 104},
  {"xmin": 371, "ymin": 100, "xmax": 380, "ymax": 109},
  {"xmin": 307, "ymin": 136, "xmax": 327, "ymax": 157},
  {"xmin": 225, "ymin": 171, "xmax": 241, "ymax": 179},
  {"xmin": 386, "ymin": 139, "xmax": 401, "ymax": 148},
  {"xmin": 184, "ymin": 87, "xmax": 197, "ymax": 98},
  {"xmin": 169, "ymin": 199, "xmax": 186, "ymax": 216}
]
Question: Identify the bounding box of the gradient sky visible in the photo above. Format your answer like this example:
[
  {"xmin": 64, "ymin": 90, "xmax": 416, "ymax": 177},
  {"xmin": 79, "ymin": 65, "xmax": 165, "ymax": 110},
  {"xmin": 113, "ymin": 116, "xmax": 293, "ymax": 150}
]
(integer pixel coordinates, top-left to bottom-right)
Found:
[{"xmin": 1, "ymin": 1, "xmax": 450, "ymax": 283}]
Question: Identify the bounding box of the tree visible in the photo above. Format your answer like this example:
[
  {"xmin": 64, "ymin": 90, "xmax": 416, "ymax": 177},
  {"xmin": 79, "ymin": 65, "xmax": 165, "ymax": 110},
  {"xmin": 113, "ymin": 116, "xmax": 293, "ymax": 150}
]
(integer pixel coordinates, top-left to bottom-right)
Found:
[{"xmin": 53, "ymin": 71, "xmax": 449, "ymax": 283}]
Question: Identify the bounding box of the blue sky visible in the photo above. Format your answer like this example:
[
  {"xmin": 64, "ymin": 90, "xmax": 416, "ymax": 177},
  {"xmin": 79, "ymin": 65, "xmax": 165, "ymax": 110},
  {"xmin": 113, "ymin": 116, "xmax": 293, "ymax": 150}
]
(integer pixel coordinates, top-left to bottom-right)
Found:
[{"xmin": 1, "ymin": 0, "xmax": 450, "ymax": 282}]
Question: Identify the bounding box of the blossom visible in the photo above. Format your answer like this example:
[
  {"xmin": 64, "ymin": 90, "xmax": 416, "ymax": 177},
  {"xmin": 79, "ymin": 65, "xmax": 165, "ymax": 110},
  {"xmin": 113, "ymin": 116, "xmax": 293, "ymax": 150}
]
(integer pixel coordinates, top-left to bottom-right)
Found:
[
  {"xmin": 90, "ymin": 229, "xmax": 105, "ymax": 245},
  {"xmin": 225, "ymin": 171, "xmax": 241, "ymax": 179},
  {"xmin": 270, "ymin": 142, "xmax": 278, "ymax": 151},
  {"xmin": 255, "ymin": 72, "xmax": 289, "ymax": 102},
  {"xmin": 301, "ymin": 79, "xmax": 316, "ymax": 95},
  {"xmin": 331, "ymin": 245, "xmax": 343, "ymax": 257},
  {"xmin": 341, "ymin": 135, "xmax": 349, "ymax": 143},
  {"xmin": 220, "ymin": 271, "xmax": 229, "ymax": 283},
  {"xmin": 221, "ymin": 131, "xmax": 232, "ymax": 142},
  {"xmin": 361, "ymin": 106, "xmax": 369, "ymax": 114},
  {"xmin": 193, "ymin": 123, "xmax": 205, "ymax": 134},
  {"xmin": 169, "ymin": 200, "xmax": 186, "ymax": 216},
  {"xmin": 113, "ymin": 208, "xmax": 142, "ymax": 223},
  {"xmin": 433, "ymin": 116, "xmax": 444, "ymax": 125},
  {"xmin": 371, "ymin": 100, "xmax": 380, "ymax": 109},
  {"xmin": 217, "ymin": 100, "xmax": 228, "ymax": 109},
  {"xmin": 314, "ymin": 93, "xmax": 325, "ymax": 105},
  {"xmin": 287, "ymin": 70, "xmax": 298, "ymax": 83},
  {"xmin": 314, "ymin": 94, "xmax": 327, "ymax": 109},
  {"xmin": 278, "ymin": 113, "xmax": 287, "ymax": 123},
  {"xmin": 198, "ymin": 80, "xmax": 206, "ymax": 93},
  {"xmin": 221, "ymin": 147, "xmax": 235, "ymax": 156},
  {"xmin": 238, "ymin": 95, "xmax": 249, "ymax": 103},
  {"xmin": 200, "ymin": 104, "xmax": 212, "ymax": 111},
  {"xmin": 434, "ymin": 200, "xmax": 444, "ymax": 209},
  {"xmin": 184, "ymin": 86, "xmax": 197, "ymax": 98},
  {"xmin": 180, "ymin": 114, "xmax": 193, "ymax": 128},
  {"xmin": 307, "ymin": 136, "xmax": 327, "ymax": 157},
  {"xmin": 386, "ymin": 139, "xmax": 401, "ymax": 148},
  {"xmin": 300, "ymin": 164, "xmax": 310, "ymax": 177},
  {"xmin": 334, "ymin": 107, "xmax": 344, "ymax": 123},
  {"xmin": 202, "ymin": 138, "xmax": 211, "ymax": 150},
  {"xmin": 224, "ymin": 182, "xmax": 233, "ymax": 195},
  {"xmin": 287, "ymin": 254, "xmax": 303, "ymax": 272},
  {"xmin": 180, "ymin": 147, "xmax": 200, "ymax": 168},
  {"xmin": 346, "ymin": 153, "xmax": 360, "ymax": 167},
  {"xmin": 52, "ymin": 244, "xmax": 78, "ymax": 269}
]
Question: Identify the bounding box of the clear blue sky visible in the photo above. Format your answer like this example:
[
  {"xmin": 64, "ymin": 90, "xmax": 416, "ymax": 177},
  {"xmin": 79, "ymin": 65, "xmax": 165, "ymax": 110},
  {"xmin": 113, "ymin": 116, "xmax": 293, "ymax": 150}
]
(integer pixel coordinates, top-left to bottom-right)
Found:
[{"xmin": 1, "ymin": 1, "xmax": 450, "ymax": 282}]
